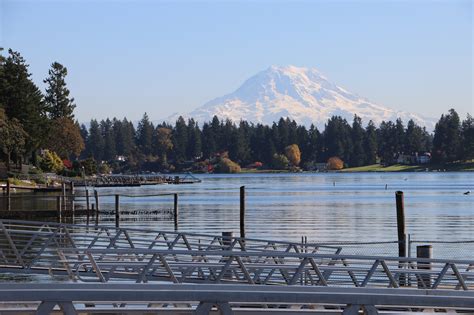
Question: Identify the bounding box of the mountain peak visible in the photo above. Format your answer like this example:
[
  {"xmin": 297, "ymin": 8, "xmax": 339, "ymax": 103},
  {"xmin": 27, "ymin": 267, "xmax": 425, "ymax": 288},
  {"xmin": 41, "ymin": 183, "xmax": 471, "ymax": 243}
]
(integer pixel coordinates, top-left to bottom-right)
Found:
[{"xmin": 168, "ymin": 66, "xmax": 435, "ymax": 129}]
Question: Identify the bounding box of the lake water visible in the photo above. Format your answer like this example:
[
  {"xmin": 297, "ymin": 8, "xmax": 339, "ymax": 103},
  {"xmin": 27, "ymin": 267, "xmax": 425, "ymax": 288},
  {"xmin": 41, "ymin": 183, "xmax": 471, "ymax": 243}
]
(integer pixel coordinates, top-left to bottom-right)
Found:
[
  {"xmin": 3, "ymin": 172, "xmax": 474, "ymax": 258},
  {"xmin": 71, "ymin": 172, "xmax": 473, "ymax": 258}
]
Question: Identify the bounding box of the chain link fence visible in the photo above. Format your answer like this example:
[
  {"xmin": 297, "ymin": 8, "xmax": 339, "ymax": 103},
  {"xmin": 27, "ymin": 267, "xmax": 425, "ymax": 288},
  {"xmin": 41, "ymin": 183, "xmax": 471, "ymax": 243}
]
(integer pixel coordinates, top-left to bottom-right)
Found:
[{"xmin": 306, "ymin": 238, "xmax": 474, "ymax": 260}]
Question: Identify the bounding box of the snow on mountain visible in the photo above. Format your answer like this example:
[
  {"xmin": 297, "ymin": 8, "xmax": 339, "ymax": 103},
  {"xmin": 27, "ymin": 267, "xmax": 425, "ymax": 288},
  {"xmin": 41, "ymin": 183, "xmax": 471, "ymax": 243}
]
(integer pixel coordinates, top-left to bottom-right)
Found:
[{"xmin": 168, "ymin": 65, "xmax": 436, "ymax": 130}]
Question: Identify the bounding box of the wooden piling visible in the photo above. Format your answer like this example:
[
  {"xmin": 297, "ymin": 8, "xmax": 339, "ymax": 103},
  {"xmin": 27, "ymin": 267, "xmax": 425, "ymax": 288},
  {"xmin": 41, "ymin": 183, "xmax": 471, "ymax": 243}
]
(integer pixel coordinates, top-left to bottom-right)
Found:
[
  {"xmin": 115, "ymin": 194, "xmax": 120, "ymax": 228},
  {"xmin": 240, "ymin": 186, "xmax": 245, "ymax": 239},
  {"xmin": 395, "ymin": 191, "xmax": 406, "ymax": 257},
  {"xmin": 417, "ymin": 245, "xmax": 433, "ymax": 288},
  {"xmin": 396, "ymin": 191, "xmax": 407, "ymax": 286},
  {"xmin": 173, "ymin": 193, "xmax": 178, "ymax": 231}
]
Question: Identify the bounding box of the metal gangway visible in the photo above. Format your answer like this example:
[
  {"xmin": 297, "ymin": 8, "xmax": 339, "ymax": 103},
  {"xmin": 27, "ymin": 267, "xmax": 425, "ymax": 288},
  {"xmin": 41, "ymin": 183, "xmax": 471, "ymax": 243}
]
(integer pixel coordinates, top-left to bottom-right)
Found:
[
  {"xmin": 1, "ymin": 219, "xmax": 474, "ymax": 314},
  {"xmin": 1, "ymin": 219, "xmax": 473, "ymax": 290}
]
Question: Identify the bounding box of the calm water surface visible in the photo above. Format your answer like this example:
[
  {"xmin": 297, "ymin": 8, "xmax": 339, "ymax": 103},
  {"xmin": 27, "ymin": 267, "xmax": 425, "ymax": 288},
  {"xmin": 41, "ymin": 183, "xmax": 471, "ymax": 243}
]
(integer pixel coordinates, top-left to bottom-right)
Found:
[{"xmin": 84, "ymin": 172, "xmax": 473, "ymax": 246}]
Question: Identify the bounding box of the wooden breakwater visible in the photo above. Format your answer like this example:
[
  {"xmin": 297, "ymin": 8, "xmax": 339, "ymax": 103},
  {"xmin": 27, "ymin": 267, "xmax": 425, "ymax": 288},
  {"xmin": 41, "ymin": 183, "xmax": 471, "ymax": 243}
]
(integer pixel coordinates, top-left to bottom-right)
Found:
[
  {"xmin": 0, "ymin": 188, "xmax": 179, "ymax": 228},
  {"xmin": 77, "ymin": 173, "xmax": 201, "ymax": 187}
]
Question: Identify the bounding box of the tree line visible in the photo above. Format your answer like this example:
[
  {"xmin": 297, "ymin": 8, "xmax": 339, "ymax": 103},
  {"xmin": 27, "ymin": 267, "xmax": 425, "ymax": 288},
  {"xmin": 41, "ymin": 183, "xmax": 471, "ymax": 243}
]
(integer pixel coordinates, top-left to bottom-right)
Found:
[
  {"xmin": 0, "ymin": 48, "xmax": 82, "ymax": 172},
  {"xmin": 80, "ymin": 109, "xmax": 473, "ymax": 173},
  {"xmin": 1, "ymin": 48, "xmax": 473, "ymax": 175}
]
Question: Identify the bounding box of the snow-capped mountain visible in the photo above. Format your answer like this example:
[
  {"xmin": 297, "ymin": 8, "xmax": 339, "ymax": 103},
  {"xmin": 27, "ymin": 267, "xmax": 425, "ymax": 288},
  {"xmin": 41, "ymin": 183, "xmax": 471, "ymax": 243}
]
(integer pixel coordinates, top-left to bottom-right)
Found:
[{"xmin": 168, "ymin": 65, "xmax": 435, "ymax": 129}]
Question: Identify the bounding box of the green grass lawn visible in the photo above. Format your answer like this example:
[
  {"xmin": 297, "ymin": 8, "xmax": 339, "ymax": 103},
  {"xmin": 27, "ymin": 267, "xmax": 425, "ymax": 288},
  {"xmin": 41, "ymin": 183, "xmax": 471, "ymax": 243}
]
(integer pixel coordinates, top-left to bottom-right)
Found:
[{"xmin": 343, "ymin": 162, "xmax": 474, "ymax": 172}]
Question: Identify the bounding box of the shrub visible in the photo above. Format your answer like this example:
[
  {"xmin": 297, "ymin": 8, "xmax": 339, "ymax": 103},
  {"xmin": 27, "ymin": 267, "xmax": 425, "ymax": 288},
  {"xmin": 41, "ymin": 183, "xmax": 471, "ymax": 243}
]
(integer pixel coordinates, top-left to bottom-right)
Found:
[
  {"xmin": 217, "ymin": 158, "xmax": 241, "ymax": 173},
  {"xmin": 284, "ymin": 144, "xmax": 301, "ymax": 166},
  {"xmin": 39, "ymin": 150, "xmax": 64, "ymax": 173},
  {"xmin": 327, "ymin": 156, "xmax": 344, "ymax": 170},
  {"xmin": 272, "ymin": 154, "xmax": 289, "ymax": 170}
]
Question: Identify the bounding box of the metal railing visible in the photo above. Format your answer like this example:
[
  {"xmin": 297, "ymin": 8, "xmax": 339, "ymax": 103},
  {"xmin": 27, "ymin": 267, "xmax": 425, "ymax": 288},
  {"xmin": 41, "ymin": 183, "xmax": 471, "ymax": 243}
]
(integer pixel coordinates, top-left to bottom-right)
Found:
[
  {"xmin": 1, "ymin": 220, "xmax": 473, "ymax": 291},
  {"xmin": 0, "ymin": 219, "xmax": 341, "ymax": 270},
  {"xmin": 55, "ymin": 248, "xmax": 474, "ymax": 291}
]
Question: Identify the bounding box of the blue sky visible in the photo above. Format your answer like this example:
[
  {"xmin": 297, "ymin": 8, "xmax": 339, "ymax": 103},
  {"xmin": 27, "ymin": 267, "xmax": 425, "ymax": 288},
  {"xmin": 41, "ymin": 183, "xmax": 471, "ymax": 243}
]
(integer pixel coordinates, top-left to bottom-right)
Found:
[{"xmin": 1, "ymin": 0, "xmax": 472, "ymax": 123}]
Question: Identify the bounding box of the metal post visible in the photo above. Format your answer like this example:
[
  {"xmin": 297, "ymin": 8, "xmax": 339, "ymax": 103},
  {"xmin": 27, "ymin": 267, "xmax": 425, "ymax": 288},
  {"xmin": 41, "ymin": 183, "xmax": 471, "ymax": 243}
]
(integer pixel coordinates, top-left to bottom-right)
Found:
[
  {"xmin": 115, "ymin": 195, "xmax": 120, "ymax": 228},
  {"xmin": 62, "ymin": 183, "xmax": 66, "ymax": 211},
  {"xmin": 94, "ymin": 190, "xmax": 99, "ymax": 212},
  {"xmin": 6, "ymin": 181, "xmax": 10, "ymax": 211},
  {"xmin": 407, "ymin": 233, "xmax": 412, "ymax": 286},
  {"xmin": 417, "ymin": 245, "xmax": 432, "ymax": 289},
  {"xmin": 222, "ymin": 232, "xmax": 233, "ymax": 250},
  {"xmin": 86, "ymin": 189, "xmax": 90, "ymax": 211},
  {"xmin": 92, "ymin": 204, "xmax": 98, "ymax": 226},
  {"xmin": 222, "ymin": 231, "xmax": 233, "ymax": 279},
  {"xmin": 174, "ymin": 193, "xmax": 178, "ymax": 231},
  {"xmin": 56, "ymin": 196, "xmax": 62, "ymax": 223},
  {"xmin": 70, "ymin": 182, "xmax": 75, "ymax": 214},
  {"xmin": 395, "ymin": 191, "xmax": 406, "ymax": 286},
  {"xmin": 240, "ymin": 186, "xmax": 245, "ymax": 239}
]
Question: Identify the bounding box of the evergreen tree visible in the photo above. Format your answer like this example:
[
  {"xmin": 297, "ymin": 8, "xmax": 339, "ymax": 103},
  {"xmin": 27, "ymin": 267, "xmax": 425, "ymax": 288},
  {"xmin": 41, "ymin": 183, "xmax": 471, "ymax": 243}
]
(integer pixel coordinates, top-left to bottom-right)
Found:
[
  {"xmin": 432, "ymin": 109, "xmax": 461, "ymax": 163},
  {"xmin": 186, "ymin": 118, "xmax": 202, "ymax": 160},
  {"xmin": 277, "ymin": 118, "xmax": 290, "ymax": 151},
  {"xmin": 44, "ymin": 62, "xmax": 76, "ymax": 119},
  {"xmin": 156, "ymin": 127, "xmax": 173, "ymax": 166},
  {"xmin": 394, "ymin": 118, "xmax": 405, "ymax": 154},
  {"xmin": 322, "ymin": 116, "xmax": 352, "ymax": 162},
  {"xmin": 364, "ymin": 120, "xmax": 378, "ymax": 165},
  {"xmin": 120, "ymin": 118, "xmax": 136, "ymax": 157},
  {"xmin": 101, "ymin": 119, "xmax": 116, "ymax": 161},
  {"xmin": 461, "ymin": 114, "xmax": 474, "ymax": 160},
  {"xmin": 0, "ymin": 109, "xmax": 28, "ymax": 170},
  {"xmin": 232, "ymin": 120, "xmax": 251, "ymax": 164},
  {"xmin": 87, "ymin": 119, "xmax": 104, "ymax": 161},
  {"xmin": 79, "ymin": 124, "xmax": 89, "ymax": 158},
  {"xmin": 377, "ymin": 121, "xmax": 397, "ymax": 164},
  {"xmin": 307, "ymin": 124, "xmax": 320, "ymax": 162},
  {"xmin": 405, "ymin": 119, "xmax": 424, "ymax": 155},
  {"xmin": 202, "ymin": 122, "xmax": 216, "ymax": 158},
  {"xmin": 350, "ymin": 115, "xmax": 366, "ymax": 167},
  {"xmin": 0, "ymin": 49, "xmax": 47, "ymax": 157},
  {"xmin": 296, "ymin": 125, "xmax": 310, "ymax": 163},
  {"xmin": 221, "ymin": 119, "xmax": 235, "ymax": 154},
  {"xmin": 172, "ymin": 116, "xmax": 188, "ymax": 161},
  {"xmin": 136, "ymin": 113, "xmax": 154, "ymax": 156}
]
